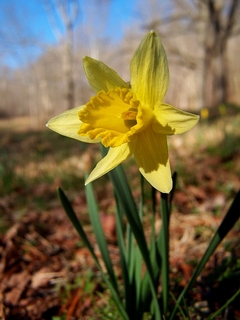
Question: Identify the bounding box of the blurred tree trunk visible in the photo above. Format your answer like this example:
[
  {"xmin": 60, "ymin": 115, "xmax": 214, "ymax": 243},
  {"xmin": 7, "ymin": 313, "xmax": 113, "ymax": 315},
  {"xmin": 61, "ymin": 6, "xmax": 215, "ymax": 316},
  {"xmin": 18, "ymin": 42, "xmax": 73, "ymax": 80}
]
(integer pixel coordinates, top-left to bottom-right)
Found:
[
  {"xmin": 202, "ymin": 0, "xmax": 239, "ymax": 107},
  {"xmin": 140, "ymin": 0, "xmax": 240, "ymax": 109},
  {"xmin": 44, "ymin": 0, "xmax": 80, "ymax": 110}
]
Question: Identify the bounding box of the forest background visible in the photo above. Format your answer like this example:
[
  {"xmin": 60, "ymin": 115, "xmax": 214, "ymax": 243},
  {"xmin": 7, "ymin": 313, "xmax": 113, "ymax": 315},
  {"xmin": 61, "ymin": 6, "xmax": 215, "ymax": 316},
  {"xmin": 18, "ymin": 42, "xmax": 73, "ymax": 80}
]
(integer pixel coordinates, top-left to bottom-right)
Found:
[
  {"xmin": 1, "ymin": 0, "xmax": 240, "ymax": 125},
  {"xmin": 0, "ymin": 0, "xmax": 240, "ymax": 319}
]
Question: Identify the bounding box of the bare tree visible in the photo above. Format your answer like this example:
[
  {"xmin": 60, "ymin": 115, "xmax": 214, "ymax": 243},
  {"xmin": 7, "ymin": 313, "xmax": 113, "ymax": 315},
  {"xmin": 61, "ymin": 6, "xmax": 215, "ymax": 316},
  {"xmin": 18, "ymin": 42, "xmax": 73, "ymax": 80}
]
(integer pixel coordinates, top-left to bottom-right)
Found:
[
  {"xmin": 0, "ymin": 2, "xmax": 51, "ymax": 125},
  {"xmin": 43, "ymin": 0, "xmax": 80, "ymax": 110},
  {"xmin": 169, "ymin": 0, "xmax": 240, "ymax": 107},
  {"xmin": 199, "ymin": 0, "xmax": 240, "ymax": 107},
  {"xmin": 138, "ymin": 0, "xmax": 240, "ymax": 108}
]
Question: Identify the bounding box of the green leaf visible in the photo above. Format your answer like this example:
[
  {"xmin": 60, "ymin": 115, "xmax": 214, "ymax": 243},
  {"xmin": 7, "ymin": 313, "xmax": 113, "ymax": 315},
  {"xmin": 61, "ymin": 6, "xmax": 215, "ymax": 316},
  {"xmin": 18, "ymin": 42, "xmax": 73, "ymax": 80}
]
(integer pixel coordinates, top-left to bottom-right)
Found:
[
  {"xmin": 100, "ymin": 144, "xmax": 162, "ymax": 318},
  {"xmin": 169, "ymin": 293, "xmax": 188, "ymax": 320},
  {"xmin": 57, "ymin": 187, "xmax": 129, "ymax": 320},
  {"xmin": 57, "ymin": 187, "xmax": 97, "ymax": 261},
  {"xmin": 133, "ymin": 175, "xmax": 145, "ymax": 312},
  {"xmin": 137, "ymin": 172, "xmax": 177, "ymax": 316},
  {"xmin": 207, "ymin": 287, "xmax": 240, "ymax": 320},
  {"xmin": 138, "ymin": 186, "xmax": 160, "ymax": 315},
  {"xmin": 159, "ymin": 192, "xmax": 170, "ymax": 316},
  {"xmin": 170, "ymin": 189, "xmax": 240, "ymax": 320},
  {"xmin": 85, "ymin": 181, "xmax": 119, "ymax": 294},
  {"xmin": 161, "ymin": 172, "xmax": 177, "ymax": 315},
  {"xmin": 115, "ymin": 198, "xmax": 132, "ymax": 316},
  {"xmin": 108, "ymin": 163, "xmax": 162, "ymax": 319}
]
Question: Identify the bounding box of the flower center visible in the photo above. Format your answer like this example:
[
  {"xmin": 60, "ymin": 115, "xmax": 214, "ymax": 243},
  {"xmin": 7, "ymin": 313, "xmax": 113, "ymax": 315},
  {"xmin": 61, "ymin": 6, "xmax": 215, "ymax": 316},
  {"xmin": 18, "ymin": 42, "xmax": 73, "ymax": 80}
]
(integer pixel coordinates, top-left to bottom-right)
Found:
[
  {"xmin": 121, "ymin": 108, "xmax": 138, "ymax": 127},
  {"xmin": 78, "ymin": 88, "xmax": 154, "ymax": 147}
]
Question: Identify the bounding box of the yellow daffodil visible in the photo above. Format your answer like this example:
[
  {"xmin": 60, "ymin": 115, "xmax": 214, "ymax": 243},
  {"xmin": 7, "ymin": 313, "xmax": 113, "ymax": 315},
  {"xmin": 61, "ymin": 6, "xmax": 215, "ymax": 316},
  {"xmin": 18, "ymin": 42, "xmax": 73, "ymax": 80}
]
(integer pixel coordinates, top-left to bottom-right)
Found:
[{"xmin": 47, "ymin": 31, "xmax": 199, "ymax": 193}]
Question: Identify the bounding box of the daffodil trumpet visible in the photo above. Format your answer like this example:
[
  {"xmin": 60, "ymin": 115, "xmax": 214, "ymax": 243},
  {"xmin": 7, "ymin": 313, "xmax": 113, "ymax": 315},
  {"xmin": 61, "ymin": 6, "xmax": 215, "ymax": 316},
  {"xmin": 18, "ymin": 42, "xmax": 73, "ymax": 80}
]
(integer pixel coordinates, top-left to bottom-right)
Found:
[{"xmin": 47, "ymin": 31, "xmax": 199, "ymax": 193}]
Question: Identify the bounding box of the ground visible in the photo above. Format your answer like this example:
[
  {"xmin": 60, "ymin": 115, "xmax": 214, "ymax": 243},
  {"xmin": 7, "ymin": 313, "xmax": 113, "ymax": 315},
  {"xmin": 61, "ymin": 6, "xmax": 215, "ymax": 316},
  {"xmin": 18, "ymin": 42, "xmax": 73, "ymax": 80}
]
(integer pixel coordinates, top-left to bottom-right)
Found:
[{"xmin": 0, "ymin": 113, "xmax": 240, "ymax": 319}]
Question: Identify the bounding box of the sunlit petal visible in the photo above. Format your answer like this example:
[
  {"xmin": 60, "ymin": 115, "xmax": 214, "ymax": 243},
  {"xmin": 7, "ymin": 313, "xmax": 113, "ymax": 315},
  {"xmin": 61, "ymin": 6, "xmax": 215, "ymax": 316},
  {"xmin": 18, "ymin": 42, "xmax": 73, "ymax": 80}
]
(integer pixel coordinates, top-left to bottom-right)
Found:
[
  {"xmin": 133, "ymin": 130, "xmax": 172, "ymax": 193},
  {"xmin": 130, "ymin": 31, "xmax": 169, "ymax": 108},
  {"xmin": 47, "ymin": 106, "xmax": 100, "ymax": 143},
  {"xmin": 153, "ymin": 103, "xmax": 200, "ymax": 135},
  {"xmin": 85, "ymin": 144, "xmax": 132, "ymax": 184},
  {"xmin": 83, "ymin": 56, "xmax": 129, "ymax": 93}
]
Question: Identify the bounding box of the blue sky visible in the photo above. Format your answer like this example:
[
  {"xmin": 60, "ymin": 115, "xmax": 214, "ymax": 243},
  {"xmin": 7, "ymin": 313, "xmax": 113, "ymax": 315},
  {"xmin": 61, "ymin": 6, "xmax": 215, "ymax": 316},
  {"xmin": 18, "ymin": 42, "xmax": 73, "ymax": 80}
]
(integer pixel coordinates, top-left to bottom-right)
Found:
[{"xmin": 0, "ymin": 0, "xmax": 138, "ymax": 68}]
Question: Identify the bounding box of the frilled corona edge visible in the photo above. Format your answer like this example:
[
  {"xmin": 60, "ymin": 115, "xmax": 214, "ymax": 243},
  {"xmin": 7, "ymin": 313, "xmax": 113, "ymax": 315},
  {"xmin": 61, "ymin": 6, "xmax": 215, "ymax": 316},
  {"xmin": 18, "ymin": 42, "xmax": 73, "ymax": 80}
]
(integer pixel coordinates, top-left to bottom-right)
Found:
[{"xmin": 47, "ymin": 31, "xmax": 199, "ymax": 193}]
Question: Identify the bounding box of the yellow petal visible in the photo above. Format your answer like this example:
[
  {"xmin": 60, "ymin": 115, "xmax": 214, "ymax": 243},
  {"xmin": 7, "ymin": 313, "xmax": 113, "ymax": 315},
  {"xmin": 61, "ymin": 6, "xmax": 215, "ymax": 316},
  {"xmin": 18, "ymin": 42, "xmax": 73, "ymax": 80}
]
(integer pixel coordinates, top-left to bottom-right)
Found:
[
  {"xmin": 46, "ymin": 106, "xmax": 100, "ymax": 143},
  {"xmin": 83, "ymin": 56, "xmax": 129, "ymax": 93},
  {"xmin": 153, "ymin": 103, "xmax": 199, "ymax": 135},
  {"xmin": 85, "ymin": 144, "xmax": 132, "ymax": 184},
  {"xmin": 130, "ymin": 31, "xmax": 169, "ymax": 108},
  {"xmin": 133, "ymin": 129, "xmax": 172, "ymax": 193}
]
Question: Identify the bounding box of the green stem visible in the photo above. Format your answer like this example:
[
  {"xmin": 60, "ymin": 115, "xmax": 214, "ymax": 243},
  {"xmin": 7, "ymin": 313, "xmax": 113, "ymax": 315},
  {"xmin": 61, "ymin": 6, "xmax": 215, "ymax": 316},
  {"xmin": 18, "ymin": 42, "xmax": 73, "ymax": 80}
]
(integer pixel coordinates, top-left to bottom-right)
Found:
[
  {"xmin": 207, "ymin": 288, "xmax": 240, "ymax": 320},
  {"xmin": 161, "ymin": 192, "xmax": 170, "ymax": 317}
]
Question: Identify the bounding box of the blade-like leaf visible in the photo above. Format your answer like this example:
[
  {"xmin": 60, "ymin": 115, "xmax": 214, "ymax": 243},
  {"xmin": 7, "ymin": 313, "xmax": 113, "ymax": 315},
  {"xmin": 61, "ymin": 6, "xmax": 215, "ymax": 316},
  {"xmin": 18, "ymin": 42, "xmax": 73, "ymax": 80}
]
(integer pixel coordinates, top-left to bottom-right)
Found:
[
  {"xmin": 85, "ymin": 181, "xmax": 119, "ymax": 294},
  {"xmin": 207, "ymin": 287, "xmax": 240, "ymax": 320},
  {"xmin": 108, "ymin": 164, "xmax": 162, "ymax": 319},
  {"xmin": 133, "ymin": 175, "xmax": 145, "ymax": 313},
  {"xmin": 160, "ymin": 192, "xmax": 170, "ymax": 316},
  {"xmin": 100, "ymin": 145, "xmax": 162, "ymax": 318},
  {"xmin": 139, "ymin": 173, "xmax": 176, "ymax": 314},
  {"xmin": 115, "ymin": 198, "xmax": 132, "ymax": 316},
  {"xmin": 58, "ymin": 187, "xmax": 97, "ymax": 261},
  {"xmin": 58, "ymin": 187, "xmax": 129, "ymax": 320},
  {"xmin": 170, "ymin": 189, "xmax": 240, "ymax": 320}
]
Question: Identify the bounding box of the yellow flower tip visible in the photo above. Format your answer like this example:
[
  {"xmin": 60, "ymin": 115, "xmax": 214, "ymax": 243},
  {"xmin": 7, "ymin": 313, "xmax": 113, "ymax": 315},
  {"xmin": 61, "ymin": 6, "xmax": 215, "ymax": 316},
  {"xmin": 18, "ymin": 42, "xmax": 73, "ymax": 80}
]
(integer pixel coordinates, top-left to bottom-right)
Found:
[
  {"xmin": 83, "ymin": 55, "xmax": 129, "ymax": 93},
  {"xmin": 83, "ymin": 55, "xmax": 93, "ymax": 64}
]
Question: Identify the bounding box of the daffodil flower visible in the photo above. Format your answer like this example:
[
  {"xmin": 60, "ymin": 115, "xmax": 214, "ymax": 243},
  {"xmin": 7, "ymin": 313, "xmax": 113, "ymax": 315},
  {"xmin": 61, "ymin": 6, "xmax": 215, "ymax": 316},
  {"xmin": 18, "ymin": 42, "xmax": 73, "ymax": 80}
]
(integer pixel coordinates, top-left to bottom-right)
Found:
[{"xmin": 47, "ymin": 31, "xmax": 199, "ymax": 193}]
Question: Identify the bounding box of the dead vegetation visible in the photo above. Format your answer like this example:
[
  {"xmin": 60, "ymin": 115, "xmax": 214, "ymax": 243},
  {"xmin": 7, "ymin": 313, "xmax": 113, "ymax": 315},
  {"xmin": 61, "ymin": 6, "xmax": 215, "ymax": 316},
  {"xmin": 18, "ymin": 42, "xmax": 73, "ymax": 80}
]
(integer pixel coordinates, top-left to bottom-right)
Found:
[{"xmin": 0, "ymin": 114, "xmax": 240, "ymax": 319}]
